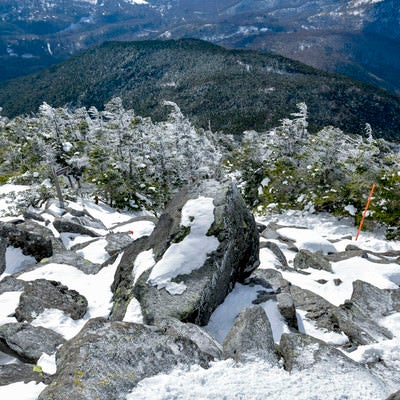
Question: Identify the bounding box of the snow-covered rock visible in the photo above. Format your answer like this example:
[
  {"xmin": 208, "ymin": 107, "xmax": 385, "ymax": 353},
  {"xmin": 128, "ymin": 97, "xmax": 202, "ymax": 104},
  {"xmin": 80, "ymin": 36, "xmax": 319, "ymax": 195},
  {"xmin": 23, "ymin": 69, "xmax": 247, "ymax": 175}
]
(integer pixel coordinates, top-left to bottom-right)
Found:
[{"xmin": 112, "ymin": 180, "xmax": 260, "ymax": 325}]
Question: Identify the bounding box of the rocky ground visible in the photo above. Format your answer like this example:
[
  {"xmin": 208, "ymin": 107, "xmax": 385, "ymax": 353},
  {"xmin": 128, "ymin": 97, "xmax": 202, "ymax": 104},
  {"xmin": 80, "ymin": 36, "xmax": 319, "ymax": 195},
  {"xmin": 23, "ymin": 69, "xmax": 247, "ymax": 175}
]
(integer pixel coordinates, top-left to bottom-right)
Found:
[{"xmin": 0, "ymin": 180, "xmax": 400, "ymax": 399}]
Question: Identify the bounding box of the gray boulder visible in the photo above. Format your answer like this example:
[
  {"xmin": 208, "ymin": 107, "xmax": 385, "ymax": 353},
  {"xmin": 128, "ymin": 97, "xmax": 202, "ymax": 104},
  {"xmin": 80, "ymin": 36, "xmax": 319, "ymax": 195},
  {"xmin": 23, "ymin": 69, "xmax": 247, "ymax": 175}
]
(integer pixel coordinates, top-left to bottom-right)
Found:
[
  {"xmin": 290, "ymin": 284, "xmax": 344, "ymax": 334},
  {"xmin": 279, "ymin": 332, "xmax": 384, "ymax": 380},
  {"xmin": 0, "ymin": 363, "xmax": 51, "ymax": 386},
  {"xmin": 23, "ymin": 209, "xmax": 46, "ymax": 222},
  {"xmin": 338, "ymin": 280, "xmax": 398, "ymax": 343},
  {"xmin": 247, "ymin": 268, "xmax": 291, "ymax": 293},
  {"xmin": 53, "ymin": 218, "xmax": 100, "ymax": 238},
  {"xmin": 105, "ymin": 232, "xmax": 134, "ymax": 256},
  {"xmin": 0, "ymin": 221, "xmax": 53, "ymax": 261},
  {"xmin": 0, "ymin": 323, "xmax": 65, "ymax": 363},
  {"xmin": 222, "ymin": 305, "xmax": 278, "ymax": 364},
  {"xmin": 111, "ymin": 180, "xmax": 259, "ymax": 325},
  {"xmin": 260, "ymin": 222, "xmax": 281, "ymax": 240},
  {"xmin": 350, "ymin": 280, "xmax": 400, "ymax": 318},
  {"xmin": 15, "ymin": 279, "xmax": 88, "ymax": 322},
  {"xmin": 38, "ymin": 318, "xmax": 212, "ymax": 400},
  {"xmin": 0, "ymin": 276, "xmax": 26, "ymax": 294},
  {"xmin": 326, "ymin": 249, "xmax": 369, "ymax": 263},
  {"xmin": 276, "ymin": 292, "xmax": 298, "ymax": 330},
  {"xmin": 70, "ymin": 215, "xmax": 107, "ymax": 230},
  {"xmin": 294, "ymin": 249, "xmax": 332, "ymax": 272},
  {"xmin": 156, "ymin": 318, "xmax": 223, "ymax": 360}
]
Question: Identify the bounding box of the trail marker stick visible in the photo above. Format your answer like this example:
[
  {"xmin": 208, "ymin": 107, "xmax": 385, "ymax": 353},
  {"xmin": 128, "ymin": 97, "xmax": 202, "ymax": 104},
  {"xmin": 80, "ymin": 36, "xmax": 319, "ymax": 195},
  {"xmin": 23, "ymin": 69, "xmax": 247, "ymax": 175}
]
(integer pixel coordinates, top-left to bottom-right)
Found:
[
  {"xmin": 355, "ymin": 183, "xmax": 376, "ymax": 241},
  {"xmin": 51, "ymin": 165, "xmax": 65, "ymax": 209}
]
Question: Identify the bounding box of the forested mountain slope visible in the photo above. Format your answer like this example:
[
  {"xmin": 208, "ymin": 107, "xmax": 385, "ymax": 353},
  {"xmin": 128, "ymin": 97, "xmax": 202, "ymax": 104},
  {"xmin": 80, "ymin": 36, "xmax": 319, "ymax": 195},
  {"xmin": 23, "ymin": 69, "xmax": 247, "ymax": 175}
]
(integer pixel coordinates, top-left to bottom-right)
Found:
[
  {"xmin": 1, "ymin": 0, "xmax": 399, "ymax": 96},
  {"xmin": 1, "ymin": 39, "xmax": 399, "ymax": 140}
]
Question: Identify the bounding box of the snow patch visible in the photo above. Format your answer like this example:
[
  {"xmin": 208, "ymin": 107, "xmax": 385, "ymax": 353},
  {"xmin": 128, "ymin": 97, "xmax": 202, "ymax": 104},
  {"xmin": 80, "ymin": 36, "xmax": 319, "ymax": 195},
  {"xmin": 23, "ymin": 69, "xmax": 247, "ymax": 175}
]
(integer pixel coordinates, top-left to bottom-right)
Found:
[
  {"xmin": 123, "ymin": 297, "xmax": 144, "ymax": 324},
  {"xmin": 37, "ymin": 352, "xmax": 57, "ymax": 375},
  {"xmin": 0, "ymin": 291, "xmax": 23, "ymax": 325},
  {"xmin": 132, "ymin": 249, "xmax": 155, "ymax": 285},
  {"xmin": 277, "ymin": 227, "xmax": 337, "ymax": 254},
  {"xmin": 147, "ymin": 197, "xmax": 219, "ymax": 295},
  {"xmin": 76, "ymin": 238, "xmax": 109, "ymax": 264},
  {"xmin": 205, "ymin": 283, "xmax": 289, "ymax": 344},
  {"xmin": 126, "ymin": 357, "xmax": 389, "ymax": 400},
  {"xmin": 3, "ymin": 246, "xmax": 36, "ymax": 276},
  {"xmin": 0, "ymin": 381, "xmax": 47, "ymax": 400}
]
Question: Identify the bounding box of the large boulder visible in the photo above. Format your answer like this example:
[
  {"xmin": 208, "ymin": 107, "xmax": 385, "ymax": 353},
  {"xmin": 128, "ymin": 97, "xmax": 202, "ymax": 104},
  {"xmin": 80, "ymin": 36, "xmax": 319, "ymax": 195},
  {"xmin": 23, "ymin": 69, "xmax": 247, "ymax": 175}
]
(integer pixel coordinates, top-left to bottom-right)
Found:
[
  {"xmin": 38, "ymin": 250, "xmax": 103, "ymax": 274},
  {"xmin": 387, "ymin": 391, "xmax": 400, "ymax": 400},
  {"xmin": 15, "ymin": 279, "xmax": 88, "ymax": 322},
  {"xmin": 349, "ymin": 280, "xmax": 400, "ymax": 318},
  {"xmin": 111, "ymin": 180, "xmax": 260, "ymax": 325},
  {"xmin": 37, "ymin": 318, "xmax": 212, "ymax": 400},
  {"xmin": 105, "ymin": 232, "xmax": 134, "ymax": 256},
  {"xmin": 0, "ymin": 323, "xmax": 65, "ymax": 363},
  {"xmin": 0, "ymin": 221, "xmax": 53, "ymax": 261},
  {"xmin": 338, "ymin": 280, "xmax": 398, "ymax": 343},
  {"xmin": 222, "ymin": 305, "xmax": 278, "ymax": 364}
]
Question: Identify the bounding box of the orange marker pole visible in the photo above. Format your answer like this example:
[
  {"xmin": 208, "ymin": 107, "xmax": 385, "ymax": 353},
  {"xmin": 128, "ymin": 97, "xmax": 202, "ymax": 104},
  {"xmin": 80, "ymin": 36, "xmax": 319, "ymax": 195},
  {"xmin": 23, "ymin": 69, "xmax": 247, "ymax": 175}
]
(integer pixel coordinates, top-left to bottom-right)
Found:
[{"xmin": 355, "ymin": 183, "xmax": 376, "ymax": 241}]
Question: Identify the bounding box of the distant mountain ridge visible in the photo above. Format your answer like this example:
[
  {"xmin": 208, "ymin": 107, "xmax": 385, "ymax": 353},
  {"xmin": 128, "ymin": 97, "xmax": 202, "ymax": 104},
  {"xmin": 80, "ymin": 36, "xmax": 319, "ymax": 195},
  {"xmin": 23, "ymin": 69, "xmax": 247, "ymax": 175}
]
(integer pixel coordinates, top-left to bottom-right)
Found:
[
  {"xmin": 1, "ymin": 39, "xmax": 399, "ymax": 140},
  {"xmin": 0, "ymin": 0, "xmax": 399, "ymax": 95}
]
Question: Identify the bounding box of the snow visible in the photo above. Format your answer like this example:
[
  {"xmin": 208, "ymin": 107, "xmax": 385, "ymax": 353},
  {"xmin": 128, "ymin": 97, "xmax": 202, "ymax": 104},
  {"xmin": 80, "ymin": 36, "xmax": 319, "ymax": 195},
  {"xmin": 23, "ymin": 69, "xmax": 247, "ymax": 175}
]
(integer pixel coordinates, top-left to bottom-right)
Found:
[
  {"xmin": 126, "ymin": 357, "xmax": 389, "ymax": 400},
  {"xmin": 124, "ymin": 0, "xmax": 148, "ymax": 4},
  {"xmin": 123, "ymin": 297, "xmax": 143, "ymax": 323},
  {"xmin": 277, "ymin": 227, "xmax": 337, "ymax": 254},
  {"xmin": 59, "ymin": 233, "xmax": 94, "ymax": 250},
  {"xmin": 132, "ymin": 249, "xmax": 155, "ymax": 285},
  {"xmin": 147, "ymin": 197, "xmax": 219, "ymax": 295},
  {"xmin": 80, "ymin": 199, "xmax": 139, "ymax": 229},
  {"xmin": 345, "ymin": 204, "xmax": 358, "ymax": 216},
  {"xmin": 0, "ymin": 291, "xmax": 23, "ymax": 325},
  {"xmin": 205, "ymin": 283, "xmax": 289, "ymax": 344},
  {"xmin": 0, "ymin": 382, "xmax": 47, "ymax": 400},
  {"xmin": 76, "ymin": 238, "xmax": 110, "ymax": 264},
  {"xmin": 3, "ymin": 246, "xmax": 36, "ymax": 276},
  {"xmin": 111, "ymin": 220, "xmax": 155, "ymax": 238},
  {"xmin": 37, "ymin": 353, "xmax": 57, "ymax": 375}
]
